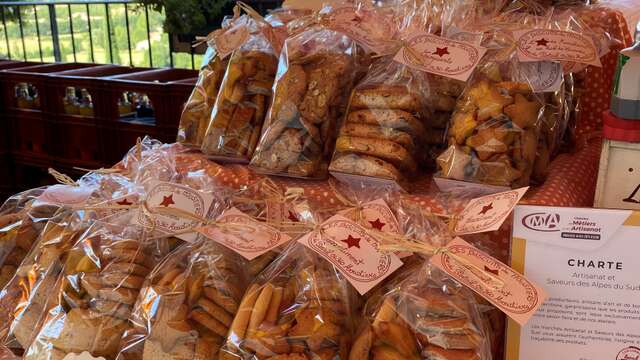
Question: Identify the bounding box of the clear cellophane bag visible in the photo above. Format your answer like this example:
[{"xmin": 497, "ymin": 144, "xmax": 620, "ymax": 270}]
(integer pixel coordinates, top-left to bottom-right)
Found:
[
  {"xmin": 218, "ymin": 242, "xmax": 359, "ymax": 360},
  {"xmin": 177, "ymin": 47, "xmax": 229, "ymax": 148},
  {"xmin": 435, "ymin": 22, "xmax": 548, "ymax": 188},
  {"xmin": 22, "ymin": 220, "xmax": 171, "ymax": 360},
  {"xmin": 0, "ymin": 188, "xmax": 62, "ymax": 288},
  {"xmin": 224, "ymin": 179, "xmax": 315, "ymax": 279},
  {"xmin": 328, "ymin": 56, "xmax": 431, "ymax": 188},
  {"xmin": 200, "ymin": 14, "xmax": 280, "ymax": 162},
  {"xmin": 117, "ymin": 240, "xmax": 250, "ymax": 360},
  {"xmin": 249, "ymin": 14, "xmax": 361, "ymax": 179},
  {"xmin": 349, "ymin": 263, "xmax": 493, "ymax": 360},
  {"xmin": 0, "ymin": 209, "xmax": 85, "ymax": 357},
  {"xmin": 176, "ymin": 7, "xmax": 239, "ymax": 149}
]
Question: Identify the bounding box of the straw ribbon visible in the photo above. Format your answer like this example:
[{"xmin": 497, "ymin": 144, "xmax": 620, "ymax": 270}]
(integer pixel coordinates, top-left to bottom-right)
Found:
[
  {"xmin": 48, "ymin": 168, "xmax": 78, "ymax": 186},
  {"xmin": 375, "ymin": 229, "xmax": 504, "ymax": 290}
]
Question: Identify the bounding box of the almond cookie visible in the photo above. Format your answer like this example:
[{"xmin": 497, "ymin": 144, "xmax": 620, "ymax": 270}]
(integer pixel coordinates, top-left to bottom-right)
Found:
[
  {"xmin": 335, "ymin": 136, "xmax": 416, "ymax": 172},
  {"xmin": 350, "ymin": 85, "xmax": 421, "ymax": 113},
  {"xmin": 347, "ymin": 109, "xmax": 425, "ymax": 139},
  {"xmin": 299, "ymin": 65, "xmax": 341, "ymax": 124},
  {"xmin": 251, "ymin": 128, "xmax": 303, "ymax": 172},
  {"xmin": 268, "ymin": 64, "xmax": 307, "ymax": 128},
  {"xmin": 340, "ymin": 122, "xmax": 415, "ymax": 151}
]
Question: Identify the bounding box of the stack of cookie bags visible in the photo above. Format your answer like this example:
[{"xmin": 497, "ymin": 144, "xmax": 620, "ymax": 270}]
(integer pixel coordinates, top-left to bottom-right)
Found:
[
  {"xmin": 218, "ymin": 241, "xmax": 359, "ymax": 360},
  {"xmin": 200, "ymin": 9, "xmax": 281, "ymax": 162},
  {"xmin": 0, "ymin": 208, "xmax": 86, "ymax": 358},
  {"xmin": 349, "ymin": 263, "xmax": 493, "ymax": 360},
  {"xmin": 0, "ymin": 171, "xmax": 144, "ymax": 357},
  {"xmin": 0, "ymin": 188, "xmax": 61, "ymax": 287},
  {"xmin": 22, "ymin": 220, "xmax": 171, "ymax": 360},
  {"xmin": 250, "ymin": 6, "xmax": 360, "ymax": 179},
  {"xmin": 117, "ymin": 240, "xmax": 250, "ymax": 360}
]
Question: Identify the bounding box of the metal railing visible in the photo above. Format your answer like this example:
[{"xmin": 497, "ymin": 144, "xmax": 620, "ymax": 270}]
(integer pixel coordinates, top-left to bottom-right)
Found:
[{"xmin": 0, "ymin": 0, "xmax": 279, "ymax": 69}]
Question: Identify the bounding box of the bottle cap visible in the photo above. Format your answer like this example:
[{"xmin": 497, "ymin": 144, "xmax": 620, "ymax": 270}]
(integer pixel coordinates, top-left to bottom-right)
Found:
[{"xmin": 603, "ymin": 110, "xmax": 640, "ymax": 142}]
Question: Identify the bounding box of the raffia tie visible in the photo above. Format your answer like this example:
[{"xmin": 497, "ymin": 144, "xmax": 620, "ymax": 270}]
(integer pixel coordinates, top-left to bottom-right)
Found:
[
  {"xmin": 376, "ymin": 229, "xmax": 504, "ymax": 290},
  {"xmin": 326, "ymin": 178, "xmax": 365, "ymax": 223},
  {"xmin": 48, "ymin": 168, "xmax": 77, "ymax": 186}
]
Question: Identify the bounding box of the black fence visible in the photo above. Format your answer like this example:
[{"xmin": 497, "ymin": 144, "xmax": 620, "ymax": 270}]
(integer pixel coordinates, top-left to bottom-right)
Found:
[{"xmin": 0, "ymin": 0, "xmax": 280, "ymax": 69}]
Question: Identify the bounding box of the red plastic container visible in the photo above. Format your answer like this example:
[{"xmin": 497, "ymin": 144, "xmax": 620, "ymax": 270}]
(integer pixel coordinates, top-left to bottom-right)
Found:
[
  {"xmin": 47, "ymin": 64, "xmax": 150, "ymax": 169},
  {"xmin": 101, "ymin": 68, "xmax": 198, "ymax": 163},
  {"xmin": 2, "ymin": 63, "xmax": 101, "ymax": 165}
]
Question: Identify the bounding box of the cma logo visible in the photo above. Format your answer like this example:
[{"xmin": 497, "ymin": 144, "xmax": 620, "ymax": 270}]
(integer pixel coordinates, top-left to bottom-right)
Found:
[{"xmin": 522, "ymin": 212, "xmax": 561, "ymax": 232}]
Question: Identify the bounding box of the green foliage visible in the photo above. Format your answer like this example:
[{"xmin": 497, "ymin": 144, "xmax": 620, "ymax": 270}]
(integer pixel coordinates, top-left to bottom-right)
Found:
[{"xmin": 142, "ymin": 0, "xmax": 228, "ymax": 35}]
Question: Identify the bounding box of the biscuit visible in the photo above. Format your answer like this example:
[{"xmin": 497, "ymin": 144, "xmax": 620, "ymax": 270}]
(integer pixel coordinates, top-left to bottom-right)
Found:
[
  {"xmin": 504, "ymin": 93, "xmax": 542, "ymax": 129},
  {"xmin": 299, "ymin": 66, "xmax": 341, "ymax": 124},
  {"xmin": 329, "ymin": 153, "xmax": 402, "ymax": 182},
  {"xmin": 351, "ymin": 85, "xmax": 421, "ymax": 113},
  {"xmin": 190, "ymin": 309, "xmax": 228, "ymax": 337},
  {"xmin": 340, "ymin": 122, "xmax": 415, "ymax": 151},
  {"xmin": 347, "ymin": 109, "xmax": 425, "ymax": 139},
  {"xmin": 197, "ymin": 297, "xmax": 233, "ymax": 327},
  {"xmin": 101, "ymin": 272, "xmax": 145, "ymax": 289},
  {"xmin": 103, "ymin": 262, "xmax": 150, "ymax": 277},
  {"xmin": 335, "ymin": 136, "xmax": 416, "ymax": 172},
  {"xmin": 269, "ymin": 64, "xmax": 307, "ymax": 128}
]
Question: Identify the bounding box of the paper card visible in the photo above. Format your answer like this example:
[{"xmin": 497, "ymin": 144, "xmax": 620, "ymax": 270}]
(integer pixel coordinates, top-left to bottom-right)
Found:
[
  {"xmin": 36, "ymin": 184, "xmax": 94, "ymax": 206},
  {"xmin": 454, "ymin": 187, "xmax": 528, "ymax": 235},
  {"xmin": 197, "ymin": 207, "xmax": 292, "ymax": 260},
  {"xmin": 298, "ymin": 214, "xmax": 403, "ymax": 294},
  {"xmin": 214, "ymin": 24, "xmax": 249, "ymax": 60},
  {"xmin": 323, "ymin": 6, "xmax": 397, "ymax": 55},
  {"xmin": 507, "ymin": 206, "xmax": 640, "ymax": 360},
  {"xmin": 431, "ymin": 237, "xmax": 547, "ymax": 325},
  {"xmin": 339, "ymin": 199, "xmax": 400, "ymax": 234},
  {"xmin": 265, "ymin": 200, "xmax": 301, "ymax": 225},
  {"xmin": 393, "ymin": 31, "xmax": 487, "ymax": 82},
  {"xmin": 135, "ymin": 181, "xmax": 214, "ymax": 243},
  {"xmin": 515, "ymin": 29, "xmax": 602, "ymax": 67},
  {"xmin": 93, "ymin": 193, "xmax": 140, "ymax": 221},
  {"xmin": 517, "ymin": 61, "xmax": 563, "ymax": 93}
]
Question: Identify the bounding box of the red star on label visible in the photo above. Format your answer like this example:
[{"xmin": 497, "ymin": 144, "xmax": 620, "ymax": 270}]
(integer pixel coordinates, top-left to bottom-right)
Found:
[
  {"xmin": 116, "ymin": 198, "xmax": 132, "ymax": 206},
  {"xmin": 478, "ymin": 203, "xmax": 493, "ymax": 215},
  {"xmin": 369, "ymin": 218, "xmax": 385, "ymax": 231},
  {"xmin": 484, "ymin": 265, "xmax": 499, "ymax": 276},
  {"xmin": 341, "ymin": 235, "xmax": 361, "ymax": 249},
  {"xmin": 433, "ymin": 47, "xmax": 449, "ymax": 57},
  {"xmin": 535, "ymin": 38, "xmax": 549, "ymax": 46},
  {"xmin": 287, "ymin": 210, "xmax": 299, "ymax": 222},
  {"xmin": 159, "ymin": 194, "xmax": 175, "ymax": 207}
]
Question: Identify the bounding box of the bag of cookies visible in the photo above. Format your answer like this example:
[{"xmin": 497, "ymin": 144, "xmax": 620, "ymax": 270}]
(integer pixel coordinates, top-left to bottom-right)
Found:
[
  {"xmin": 328, "ymin": 57, "xmax": 429, "ymax": 188},
  {"xmin": 249, "ymin": 13, "xmax": 360, "ymax": 179},
  {"xmin": 117, "ymin": 239, "xmax": 249, "ymax": 360},
  {"xmin": 0, "ymin": 188, "xmax": 63, "ymax": 288},
  {"xmin": 22, "ymin": 220, "xmax": 170, "ymax": 360},
  {"xmin": 177, "ymin": 47, "xmax": 229, "ymax": 148},
  {"xmin": 200, "ymin": 9, "xmax": 281, "ymax": 162},
  {"xmin": 435, "ymin": 27, "xmax": 546, "ymax": 188},
  {"xmin": 218, "ymin": 242, "xmax": 358, "ymax": 359},
  {"xmin": 0, "ymin": 209, "xmax": 86, "ymax": 357},
  {"xmin": 349, "ymin": 263, "xmax": 493, "ymax": 360}
]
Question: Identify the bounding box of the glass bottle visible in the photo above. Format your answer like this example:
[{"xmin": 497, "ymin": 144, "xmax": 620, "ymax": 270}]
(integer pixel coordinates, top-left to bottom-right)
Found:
[
  {"xmin": 78, "ymin": 88, "xmax": 94, "ymax": 117},
  {"xmin": 63, "ymin": 86, "xmax": 79, "ymax": 115}
]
